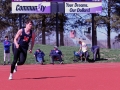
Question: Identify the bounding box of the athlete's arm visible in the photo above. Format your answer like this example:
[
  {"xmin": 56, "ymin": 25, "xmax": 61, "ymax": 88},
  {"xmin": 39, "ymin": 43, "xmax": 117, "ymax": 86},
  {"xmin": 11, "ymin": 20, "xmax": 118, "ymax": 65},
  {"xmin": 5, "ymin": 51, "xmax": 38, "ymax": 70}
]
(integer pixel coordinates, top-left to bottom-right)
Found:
[{"xmin": 14, "ymin": 29, "xmax": 22, "ymax": 48}]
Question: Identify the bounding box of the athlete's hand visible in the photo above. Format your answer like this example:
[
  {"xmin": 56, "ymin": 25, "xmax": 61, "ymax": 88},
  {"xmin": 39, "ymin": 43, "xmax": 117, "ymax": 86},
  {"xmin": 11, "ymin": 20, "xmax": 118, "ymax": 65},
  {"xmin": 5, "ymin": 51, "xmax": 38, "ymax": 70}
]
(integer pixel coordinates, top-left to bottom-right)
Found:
[
  {"xmin": 16, "ymin": 44, "xmax": 19, "ymax": 48},
  {"xmin": 29, "ymin": 50, "xmax": 32, "ymax": 53}
]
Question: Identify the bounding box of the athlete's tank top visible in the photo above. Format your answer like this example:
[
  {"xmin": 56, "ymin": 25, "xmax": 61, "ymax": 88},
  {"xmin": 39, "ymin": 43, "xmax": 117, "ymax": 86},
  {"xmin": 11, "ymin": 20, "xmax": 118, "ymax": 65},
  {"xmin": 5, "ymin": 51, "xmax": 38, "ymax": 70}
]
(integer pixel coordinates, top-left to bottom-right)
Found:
[{"xmin": 18, "ymin": 28, "xmax": 32, "ymax": 50}]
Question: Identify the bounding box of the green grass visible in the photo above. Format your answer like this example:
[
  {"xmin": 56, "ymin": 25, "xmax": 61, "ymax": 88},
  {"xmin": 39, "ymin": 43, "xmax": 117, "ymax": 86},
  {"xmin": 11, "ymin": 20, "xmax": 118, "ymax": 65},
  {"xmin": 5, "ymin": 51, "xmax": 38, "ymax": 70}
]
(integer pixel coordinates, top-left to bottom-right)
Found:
[{"xmin": 0, "ymin": 43, "xmax": 120, "ymax": 65}]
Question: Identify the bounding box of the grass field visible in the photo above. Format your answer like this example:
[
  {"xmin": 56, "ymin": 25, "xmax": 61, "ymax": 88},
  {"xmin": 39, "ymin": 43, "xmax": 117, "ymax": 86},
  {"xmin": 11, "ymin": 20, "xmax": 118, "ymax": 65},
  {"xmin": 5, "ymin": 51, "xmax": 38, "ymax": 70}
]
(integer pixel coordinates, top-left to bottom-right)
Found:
[{"xmin": 0, "ymin": 43, "xmax": 120, "ymax": 65}]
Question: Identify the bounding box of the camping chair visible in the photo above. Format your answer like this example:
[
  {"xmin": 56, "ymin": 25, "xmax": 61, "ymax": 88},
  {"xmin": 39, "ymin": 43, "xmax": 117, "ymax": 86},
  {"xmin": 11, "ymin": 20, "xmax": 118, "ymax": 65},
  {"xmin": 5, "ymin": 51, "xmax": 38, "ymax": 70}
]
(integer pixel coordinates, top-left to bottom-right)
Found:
[
  {"xmin": 49, "ymin": 55, "xmax": 64, "ymax": 64},
  {"xmin": 73, "ymin": 51, "xmax": 89, "ymax": 62},
  {"xmin": 73, "ymin": 51, "xmax": 81, "ymax": 62}
]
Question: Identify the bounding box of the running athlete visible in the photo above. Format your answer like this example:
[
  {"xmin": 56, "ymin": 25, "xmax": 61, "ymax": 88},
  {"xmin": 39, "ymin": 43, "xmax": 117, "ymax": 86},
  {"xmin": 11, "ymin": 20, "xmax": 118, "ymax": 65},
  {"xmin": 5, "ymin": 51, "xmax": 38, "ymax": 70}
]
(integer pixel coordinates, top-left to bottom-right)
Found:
[{"xmin": 9, "ymin": 19, "xmax": 35, "ymax": 80}]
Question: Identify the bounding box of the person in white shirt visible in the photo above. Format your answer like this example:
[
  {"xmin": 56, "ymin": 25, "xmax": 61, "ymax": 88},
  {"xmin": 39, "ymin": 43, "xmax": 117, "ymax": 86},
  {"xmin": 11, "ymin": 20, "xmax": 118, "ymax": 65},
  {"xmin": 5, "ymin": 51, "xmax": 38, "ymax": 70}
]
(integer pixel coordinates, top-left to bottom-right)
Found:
[{"xmin": 78, "ymin": 41, "xmax": 89, "ymax": 62}]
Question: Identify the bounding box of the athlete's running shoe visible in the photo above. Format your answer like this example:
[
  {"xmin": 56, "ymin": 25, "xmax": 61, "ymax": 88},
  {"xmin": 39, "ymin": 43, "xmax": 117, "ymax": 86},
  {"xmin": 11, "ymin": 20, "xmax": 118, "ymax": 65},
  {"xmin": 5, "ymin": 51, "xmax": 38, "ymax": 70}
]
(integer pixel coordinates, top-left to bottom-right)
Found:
[{"xmin": 8, "ymin": 74, "xmax": 13, "ymax": 80}]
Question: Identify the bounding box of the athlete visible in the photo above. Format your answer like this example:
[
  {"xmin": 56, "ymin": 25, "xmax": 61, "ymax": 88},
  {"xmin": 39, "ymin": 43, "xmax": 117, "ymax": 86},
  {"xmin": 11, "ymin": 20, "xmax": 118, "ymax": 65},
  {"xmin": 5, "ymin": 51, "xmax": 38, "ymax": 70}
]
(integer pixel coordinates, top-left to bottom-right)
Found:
[{"xmin": 9, "ymin": 19, "xmax": 35, "ymax": 80}]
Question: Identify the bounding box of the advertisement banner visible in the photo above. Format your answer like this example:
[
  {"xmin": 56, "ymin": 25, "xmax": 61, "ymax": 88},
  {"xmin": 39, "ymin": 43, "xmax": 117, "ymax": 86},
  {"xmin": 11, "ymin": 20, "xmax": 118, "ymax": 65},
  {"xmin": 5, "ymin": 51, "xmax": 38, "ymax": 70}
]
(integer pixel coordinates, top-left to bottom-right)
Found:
[
  {"xmin": 65, "ymin": 2, "xmax": 102, "ymax": 13},
  {"xmin": 12, "ymin": 2, "xmax": 51, "ymax": 13},
  {"xmin": 12, "ymin": 0, "xmax": 101, "ymax": 2}
]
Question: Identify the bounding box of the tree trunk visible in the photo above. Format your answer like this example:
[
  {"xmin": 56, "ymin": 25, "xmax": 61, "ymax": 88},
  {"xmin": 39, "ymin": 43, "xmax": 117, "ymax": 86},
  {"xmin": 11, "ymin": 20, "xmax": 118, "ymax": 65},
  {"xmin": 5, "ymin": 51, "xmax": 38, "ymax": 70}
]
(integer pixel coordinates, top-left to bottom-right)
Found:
[
  {"xmin": 42, "ymin": 15, "xmax": 46, "ymax": 44},
  {"xmin": 94, "ymin": 23, "xmax": 97, "ymax": 45},
  {"xmin": 92, "ymin": 14, "xmax": 97, "ymax": 46},
  {"xmin": 42, "ymin": 27, "xmax": 45, "ymax": 44},
  {"xmin": 60, "ymin": 30, "xmax": 64, "ymax": 46},
  {"xmin": 59, "ymin": 14, "xmax": 64, "ymax": 46},
  {"xmin": 107, "ymin": 1, "xmax": 111, "ymax": 49},
  {"xmin": 107, "ymin": 24, "xmax": 111, "ymax": 48}
]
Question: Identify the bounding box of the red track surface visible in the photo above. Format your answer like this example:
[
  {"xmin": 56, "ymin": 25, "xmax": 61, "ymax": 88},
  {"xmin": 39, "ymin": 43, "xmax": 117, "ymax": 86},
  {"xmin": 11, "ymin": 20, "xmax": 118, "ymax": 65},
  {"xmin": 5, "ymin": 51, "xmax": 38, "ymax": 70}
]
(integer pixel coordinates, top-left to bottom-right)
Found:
[{"xmin": 0, "ymin": 63, "xmax": 120, "ymax": 90}]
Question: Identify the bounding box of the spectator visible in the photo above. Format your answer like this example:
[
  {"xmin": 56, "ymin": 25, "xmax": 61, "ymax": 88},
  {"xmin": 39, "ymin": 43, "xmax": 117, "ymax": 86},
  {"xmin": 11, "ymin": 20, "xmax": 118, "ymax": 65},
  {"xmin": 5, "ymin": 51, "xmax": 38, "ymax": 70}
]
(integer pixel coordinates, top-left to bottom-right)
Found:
[
  {"xmin": 34, "ymin": 49, "xmax": 45, "ymax": 65},
  {"xmin": 78, "ymin": 41, "xmax": 89, "ymax": 62},
  {"xmin": 49, "ymin": 46, "xmax": 63, "ymax": 64},
  {"xmin": 3, "ymin": 36, "xmax": 11, "ymax": 65},
  {"xmin": 91, "ymin": 45, "xmax": 100, "ymax": 61}
]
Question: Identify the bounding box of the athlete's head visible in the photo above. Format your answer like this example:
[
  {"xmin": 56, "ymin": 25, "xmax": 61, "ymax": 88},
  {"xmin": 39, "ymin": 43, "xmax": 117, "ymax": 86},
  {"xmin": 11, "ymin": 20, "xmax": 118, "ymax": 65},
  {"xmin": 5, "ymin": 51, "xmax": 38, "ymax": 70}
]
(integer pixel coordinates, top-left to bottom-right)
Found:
[{"xmin": 25, "ymin": 19, "xmax": 33, "ymax": 30}]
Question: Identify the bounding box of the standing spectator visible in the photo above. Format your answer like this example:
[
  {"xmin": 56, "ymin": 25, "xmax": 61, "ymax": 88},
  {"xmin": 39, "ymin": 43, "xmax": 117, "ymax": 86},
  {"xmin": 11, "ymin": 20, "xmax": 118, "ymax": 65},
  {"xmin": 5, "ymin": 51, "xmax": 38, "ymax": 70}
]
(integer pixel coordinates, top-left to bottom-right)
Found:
[
  {"xmin": 91, "ymin": 45, "xmax": 100, "ymax": 61},
  {"xmin": 3, "ymin": 36, "xmax": 11, "ymax": 65}
]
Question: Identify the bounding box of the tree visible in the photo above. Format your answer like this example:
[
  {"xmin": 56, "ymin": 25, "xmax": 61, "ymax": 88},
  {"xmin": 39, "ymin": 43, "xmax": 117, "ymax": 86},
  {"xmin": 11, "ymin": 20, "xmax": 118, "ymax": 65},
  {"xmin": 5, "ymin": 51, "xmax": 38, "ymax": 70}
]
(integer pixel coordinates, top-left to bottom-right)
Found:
[
  {"xmin": 58, "ymin": 13, "xmax": 68, "ymax": 46},
  {"xmin": 84, "ymin": 0, "xmax": 120, "ymax": 49},
  {"xmin": 114, "ymin": 0, "xmax": 120, "ymax": 16},
  {"xmin": 106, "ymin": 0, "xmax": 120, "ymax": 48},
  {"xmin": 107, "ymin": 0, "xmax": 111, "ymax": 48},
  {"xmin": 0, "ymin": 0, "xmax": 20, "ymax": 40},
  {"xmin": 111, "ymin": 0, "xmax": 120, "ymax": 42},
  {"xmin": 29, "ymin": 14, "xmax": 56, "ymax": 44},
  {"xmin": 0, "ymin": 0, "xmax": 11, "ymax": 30},
  {"xmin": 41, "ymin": 15, "xmax": 46, "ymax": 44}
]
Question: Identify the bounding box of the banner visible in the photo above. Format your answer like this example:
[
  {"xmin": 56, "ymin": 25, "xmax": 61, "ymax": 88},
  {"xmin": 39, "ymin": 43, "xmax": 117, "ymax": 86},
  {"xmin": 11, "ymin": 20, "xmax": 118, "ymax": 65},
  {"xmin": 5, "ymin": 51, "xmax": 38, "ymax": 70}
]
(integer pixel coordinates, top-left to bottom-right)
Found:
[
  {"xmin": 65, "ymin": 2, "xmax": 102, "ymax": 13},
  {"xmin": 12, "ymin": 0, "xmax": 99, "ymax": 2},
  {"xmin": 12, "ymin": 2, "xmax": 51, "ymax": 13}
]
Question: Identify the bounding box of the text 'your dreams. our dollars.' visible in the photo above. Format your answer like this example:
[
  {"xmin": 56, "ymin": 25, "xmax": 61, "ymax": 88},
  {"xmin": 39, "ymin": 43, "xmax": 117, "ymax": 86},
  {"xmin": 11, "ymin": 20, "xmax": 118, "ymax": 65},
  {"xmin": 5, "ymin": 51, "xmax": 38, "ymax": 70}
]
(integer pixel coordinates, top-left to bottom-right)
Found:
[{"xmin": 66, "ymin": 3, "xmax": 90, "ymax": 12}]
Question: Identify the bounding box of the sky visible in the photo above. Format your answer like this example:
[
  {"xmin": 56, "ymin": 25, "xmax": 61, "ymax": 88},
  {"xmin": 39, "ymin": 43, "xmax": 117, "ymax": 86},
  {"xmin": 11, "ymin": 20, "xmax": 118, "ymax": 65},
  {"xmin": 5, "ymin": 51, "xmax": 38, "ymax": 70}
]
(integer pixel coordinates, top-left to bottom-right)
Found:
[
  {"xmin": 97, "ymin": 27, "xmax": 117, "ymax": 40},
  {"xmin": 96, "ymin": 0, "xmax": 118, "ymax": 40}
]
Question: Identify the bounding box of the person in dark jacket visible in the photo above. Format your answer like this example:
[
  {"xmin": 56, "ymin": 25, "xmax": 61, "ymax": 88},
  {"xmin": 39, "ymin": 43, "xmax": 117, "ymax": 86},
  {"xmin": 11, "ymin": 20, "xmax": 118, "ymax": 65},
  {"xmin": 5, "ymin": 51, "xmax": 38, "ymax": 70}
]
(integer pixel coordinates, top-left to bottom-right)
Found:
[
  {"xmin": 49, "ymin": 46, "xmax": 63, "ymax": 64},
  {"xmin": 34, "ymin": 49, "xmax": 45, "ymax": 64},
  {"xmin": 91, "ymin": 45, "xmax": 100, "ymax": 61}
]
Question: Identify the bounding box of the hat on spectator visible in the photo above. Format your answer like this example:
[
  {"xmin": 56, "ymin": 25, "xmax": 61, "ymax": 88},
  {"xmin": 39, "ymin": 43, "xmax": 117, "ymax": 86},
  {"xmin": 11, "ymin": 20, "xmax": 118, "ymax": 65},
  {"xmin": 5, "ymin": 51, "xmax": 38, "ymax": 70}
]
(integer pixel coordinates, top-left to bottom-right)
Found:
[{"xmin": 54, "ymin": 46, "xmax": 58, "ymax": 49}]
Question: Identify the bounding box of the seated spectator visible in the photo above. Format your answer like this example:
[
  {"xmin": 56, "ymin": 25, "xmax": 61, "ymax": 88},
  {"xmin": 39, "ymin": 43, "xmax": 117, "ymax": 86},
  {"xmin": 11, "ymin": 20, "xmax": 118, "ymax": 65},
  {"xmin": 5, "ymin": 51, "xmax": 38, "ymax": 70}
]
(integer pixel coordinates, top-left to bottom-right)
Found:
[
  {"xmin": 91, "ymin": 45, "xmax": 100, "ymax": 61},
  {"xmin": 49, "ymin": 46, "xmax": 63, "ymax": 64},
  {"xmin": 34, "ymin": 49, "xmax": 45, "ymax": 65},
  {"xmin": 78, "ymin": 41, "xmax": 89, "ymax": 62}
]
